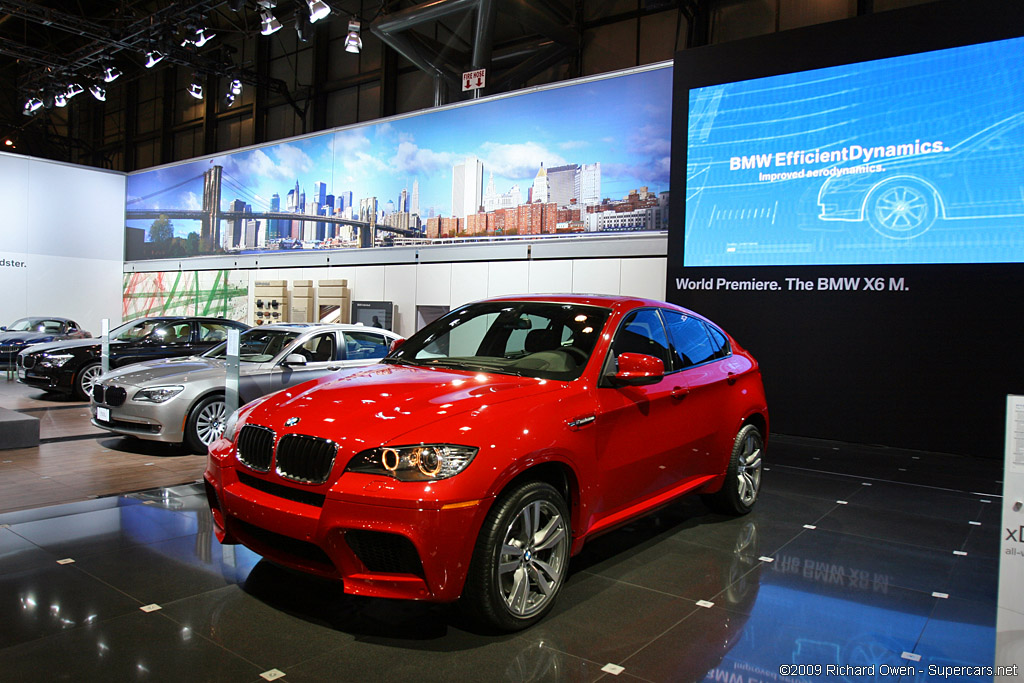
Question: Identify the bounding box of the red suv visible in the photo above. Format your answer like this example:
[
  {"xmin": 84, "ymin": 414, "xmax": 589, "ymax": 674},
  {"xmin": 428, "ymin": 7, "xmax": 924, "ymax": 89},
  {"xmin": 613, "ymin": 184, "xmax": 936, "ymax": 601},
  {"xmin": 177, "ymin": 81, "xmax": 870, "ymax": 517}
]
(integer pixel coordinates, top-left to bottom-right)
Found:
[{"xmin": 204, "ymin": 295, "xmax": 768, "ymax": 631}]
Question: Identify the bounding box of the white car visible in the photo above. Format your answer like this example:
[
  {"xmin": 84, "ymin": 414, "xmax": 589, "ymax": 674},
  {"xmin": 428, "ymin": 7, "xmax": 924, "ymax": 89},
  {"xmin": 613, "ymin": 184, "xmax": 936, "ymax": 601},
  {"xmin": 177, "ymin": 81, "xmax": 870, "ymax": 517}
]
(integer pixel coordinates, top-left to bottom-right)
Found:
[{"xmin": 91, "ymin": 323, "xmax": 400, "ymax": 452}]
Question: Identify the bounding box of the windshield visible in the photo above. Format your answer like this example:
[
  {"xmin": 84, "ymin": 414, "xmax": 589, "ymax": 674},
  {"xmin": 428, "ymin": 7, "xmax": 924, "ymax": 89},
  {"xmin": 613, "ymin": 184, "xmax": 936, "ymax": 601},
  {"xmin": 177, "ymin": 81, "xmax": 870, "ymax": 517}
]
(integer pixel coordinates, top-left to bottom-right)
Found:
[
  {"xmin": 204, "ymin": 328, "xmax": 301, "ymax": 363},
  {"xmin": 7, "ymin": 318, "xmax": 65, "ymax": 333},
  {"xmin": 386, "ymin": 301, "xmax": 610, "ymax": 381}
]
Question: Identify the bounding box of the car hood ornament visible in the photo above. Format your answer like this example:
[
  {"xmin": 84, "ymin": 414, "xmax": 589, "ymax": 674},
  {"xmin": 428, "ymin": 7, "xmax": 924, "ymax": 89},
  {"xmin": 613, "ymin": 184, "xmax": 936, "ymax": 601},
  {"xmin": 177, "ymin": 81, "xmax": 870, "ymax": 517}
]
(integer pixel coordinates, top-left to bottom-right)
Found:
[{"xmin": 285, "ymin": 417, "xmax": 300, "ymax": 426}]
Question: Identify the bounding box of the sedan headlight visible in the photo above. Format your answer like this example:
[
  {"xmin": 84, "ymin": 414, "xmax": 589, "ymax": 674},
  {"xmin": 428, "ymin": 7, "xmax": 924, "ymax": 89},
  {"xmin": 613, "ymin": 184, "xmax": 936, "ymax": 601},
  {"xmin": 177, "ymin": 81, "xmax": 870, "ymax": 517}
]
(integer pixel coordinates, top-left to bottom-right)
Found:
[
  {"xmin": 346, "ymin": 444, "xmax": 478, "ymax": 482},
  {"xmin": 38, "ymin": 353, "xmax": 75, "ymax": 368},
  {"xmin": 133, "ymin": 385, "xmax": 185, "ymax": 403}
]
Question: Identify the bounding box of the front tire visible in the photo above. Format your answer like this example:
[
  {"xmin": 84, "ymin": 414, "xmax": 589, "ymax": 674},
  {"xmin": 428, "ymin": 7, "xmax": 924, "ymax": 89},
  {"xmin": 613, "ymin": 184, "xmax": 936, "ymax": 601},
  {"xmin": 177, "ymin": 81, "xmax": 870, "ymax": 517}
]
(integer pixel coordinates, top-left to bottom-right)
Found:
[
  {"xmin": 461, "ymin": 481, "xmax": 571, "ymax": 632},
  {"xmin": 864, "ymin": 180, "xmax": 936, "ymax": 240},
  {"xmin": 75, "ymin": 361, "xmax": 102, "ymax": 401},
  {"xmin": 185, "ymin": 394, "xmax": 227, "ymax": 453},
  {"xmin": 703, "ymin": 424, "xmax": 763, "ymax": 515}
]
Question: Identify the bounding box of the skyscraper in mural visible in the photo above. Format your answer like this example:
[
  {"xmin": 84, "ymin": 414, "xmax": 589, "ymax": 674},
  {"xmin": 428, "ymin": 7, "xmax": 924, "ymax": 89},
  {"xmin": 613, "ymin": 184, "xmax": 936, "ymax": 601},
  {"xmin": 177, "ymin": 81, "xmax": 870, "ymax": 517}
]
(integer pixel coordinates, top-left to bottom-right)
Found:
[
  {"xmin": 576, "ymin": 163, "xmax": 601, "ymax": 206},
  {"xmin": 451, "ymin": 156, "xmax": 484, "ymax": 218},
  {"xmin": 532, "ymin": 163, "xmax": 549, "ymax": 204}
]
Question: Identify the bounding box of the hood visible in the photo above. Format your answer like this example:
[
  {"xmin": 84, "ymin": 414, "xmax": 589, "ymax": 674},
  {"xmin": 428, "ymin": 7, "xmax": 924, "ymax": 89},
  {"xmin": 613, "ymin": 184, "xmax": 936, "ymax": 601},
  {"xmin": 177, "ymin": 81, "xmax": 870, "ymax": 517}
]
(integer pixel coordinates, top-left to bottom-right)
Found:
[
  {"xmin": 19, "ymin": 337, "xmax": 100, "ymax": 355},
  {"xmin": 246, "ymin": 363, "xmax": 567, "ymax": 446},
  {"xmin": 0, "ymin": 331, "xmax": 65, "ymax": 346},
  {"xmin": 101, "ymin": 355, "xmax": 227, "ymax": 387}
]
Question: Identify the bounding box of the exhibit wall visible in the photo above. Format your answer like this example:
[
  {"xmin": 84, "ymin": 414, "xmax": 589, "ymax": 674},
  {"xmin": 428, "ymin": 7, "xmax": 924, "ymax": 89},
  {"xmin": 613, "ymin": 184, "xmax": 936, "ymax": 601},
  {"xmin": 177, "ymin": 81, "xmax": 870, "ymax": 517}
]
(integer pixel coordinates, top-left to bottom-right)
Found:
[
  {"xmin": 0, "ymin": 152, "xmax": 124, "ymax": 331},
  {"xmin": 667, "ymin": 0, "xmax": 1024, "ymax": 458},
  {"xmin": 124, "ymin": 63, "xmax": 672, "ymax": 261},
  {"xmin": 124, "ymin": 251, "xmax": 667, "ymax": 339}
]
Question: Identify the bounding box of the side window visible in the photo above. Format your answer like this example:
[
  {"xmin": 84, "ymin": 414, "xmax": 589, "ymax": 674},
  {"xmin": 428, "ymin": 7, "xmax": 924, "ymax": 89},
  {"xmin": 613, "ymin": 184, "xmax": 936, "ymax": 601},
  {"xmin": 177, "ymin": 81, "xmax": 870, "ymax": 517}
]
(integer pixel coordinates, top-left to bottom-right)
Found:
[
  {"xmin": 343, "ymin": 331, "xmax": 389, "ymax": 360},
  {"xmin": 663, "ymin": 311, "xmax": 716, "ymax": 369},
  {"xmin": 152, "ymin": 322, "xmax": 191, "ymax": 343},
  {"xmin": 706, "ymin": 324, "xmax": 731, "ymax": 359},
  {"xmin": 295, "ymin": 333, "xmax": 337, "ymax": 362},
  {"xmin": 199, "ymin": 322, "xmax": 231, "ymax": 342},
  {"xmin": 610, "ymin": 309, "xmax": 670, "ymax": 367}
]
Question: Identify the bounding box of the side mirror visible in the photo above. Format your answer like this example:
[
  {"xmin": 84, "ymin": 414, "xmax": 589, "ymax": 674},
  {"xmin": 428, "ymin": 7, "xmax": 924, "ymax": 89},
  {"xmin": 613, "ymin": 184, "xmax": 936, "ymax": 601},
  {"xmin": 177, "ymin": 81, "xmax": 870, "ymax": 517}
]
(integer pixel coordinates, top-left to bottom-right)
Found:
[
  {"xmin": 282, "ymin": 353, "xmax": 307, "ymax": 367},
  {"xmin": 610, "ymin": 352, "xmax": 664, "ymax": 386},
  {"xmin": 388, "ymin": 338, "xmax": 406, "ymax": 354}
]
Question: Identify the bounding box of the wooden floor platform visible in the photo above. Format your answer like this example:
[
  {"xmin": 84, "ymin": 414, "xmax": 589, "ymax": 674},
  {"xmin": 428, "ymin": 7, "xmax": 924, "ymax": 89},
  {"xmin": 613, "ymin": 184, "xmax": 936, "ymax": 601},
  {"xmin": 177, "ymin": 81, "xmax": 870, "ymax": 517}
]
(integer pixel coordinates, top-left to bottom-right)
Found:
[{"xmin": 0, "ymin": 378, "xmax": 205, "ymax": 514}]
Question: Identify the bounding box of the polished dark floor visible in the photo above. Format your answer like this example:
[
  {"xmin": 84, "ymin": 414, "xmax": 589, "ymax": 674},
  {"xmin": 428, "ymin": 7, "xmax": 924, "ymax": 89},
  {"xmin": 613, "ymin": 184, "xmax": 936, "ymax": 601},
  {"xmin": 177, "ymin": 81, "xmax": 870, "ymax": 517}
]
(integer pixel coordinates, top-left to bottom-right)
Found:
[{"xmin": 0, "ymin": 433, "xmax": 1002, "ymax": 682}]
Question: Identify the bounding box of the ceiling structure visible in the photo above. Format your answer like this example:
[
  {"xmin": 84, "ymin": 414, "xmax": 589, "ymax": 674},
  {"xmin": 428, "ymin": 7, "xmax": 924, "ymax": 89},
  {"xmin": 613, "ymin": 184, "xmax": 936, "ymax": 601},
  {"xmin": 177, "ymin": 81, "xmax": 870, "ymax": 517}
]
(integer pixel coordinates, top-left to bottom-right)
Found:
[{"xmin": 0, "ymin": 0, "xmax": 890, "ymax": 170}]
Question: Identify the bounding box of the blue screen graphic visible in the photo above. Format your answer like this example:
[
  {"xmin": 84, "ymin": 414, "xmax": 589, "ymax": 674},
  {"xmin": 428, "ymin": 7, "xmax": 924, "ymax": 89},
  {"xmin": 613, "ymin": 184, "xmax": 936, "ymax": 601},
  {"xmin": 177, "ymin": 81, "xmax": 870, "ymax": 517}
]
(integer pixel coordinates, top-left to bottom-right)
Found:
[{"xmin": 684, "ymin": 36, "xmax": 1024, "ymax": 266}]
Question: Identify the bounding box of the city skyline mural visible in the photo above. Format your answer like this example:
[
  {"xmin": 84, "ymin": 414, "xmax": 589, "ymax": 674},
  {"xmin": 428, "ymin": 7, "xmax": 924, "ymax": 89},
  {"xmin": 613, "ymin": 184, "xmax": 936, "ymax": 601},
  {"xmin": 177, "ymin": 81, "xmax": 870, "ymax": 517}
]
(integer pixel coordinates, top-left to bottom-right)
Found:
[{"xmin": 125, "ymin": 63, "xmax": 672, "ymax": 261}]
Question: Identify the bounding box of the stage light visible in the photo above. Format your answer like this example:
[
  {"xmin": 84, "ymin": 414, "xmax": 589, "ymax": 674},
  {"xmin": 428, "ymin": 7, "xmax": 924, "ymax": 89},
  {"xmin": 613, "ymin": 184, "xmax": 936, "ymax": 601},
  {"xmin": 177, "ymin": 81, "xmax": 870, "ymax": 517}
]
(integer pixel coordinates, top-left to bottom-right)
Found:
[
  {"xmin": 65, "ymin": 83, "xmax": 84, "ymax": 99},
  {"xmin": 307, "ymin": 0, "xmax": 330, "ymax": 23},
  {"xmin": 145, "ymin": 50, "xmax": 164, "ymax": 68},
  {"xmin": 24, "ymin": 97, "xmax": 43, "ymax": 114},
  {"xmin": 89, "ymin": 85, "xmax": 106, "ymax": 101},
  {"xmin": 229, "ymin": 79, "xmax": 243, "ymax": 96},
  {"xmin": 345, "ymin": 20, "xmax": 362, "ymax": 54},
  {"xmin": 193, "ymin": 27, "xmax": 215, "ymax": 48},
  {"xmin": 54, "ymin": 93, "xmax": 67, "ymax": 107},
  {"xmin": 187, "ymin": 77, "xmax": 203, "ymax": 100},
  {"xmin": 260, "ymin": 10, "xmax": 282, "ymax": 35},
  {"xmin": 102, "ymin": 66, "xmax": 121, "ymax": 83}
]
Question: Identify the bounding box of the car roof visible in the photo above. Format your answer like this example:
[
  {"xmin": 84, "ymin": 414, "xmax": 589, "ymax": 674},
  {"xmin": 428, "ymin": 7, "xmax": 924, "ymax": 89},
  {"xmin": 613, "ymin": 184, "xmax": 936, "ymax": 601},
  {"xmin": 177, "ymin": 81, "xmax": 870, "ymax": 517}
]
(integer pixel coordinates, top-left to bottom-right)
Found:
[
  {"xmin": 251, "ymin": 323, "xmax": 398, "ymax": 335},
  {"xmin": 476, "ymin": 293, "xmax": 679, "ymax": 311}
]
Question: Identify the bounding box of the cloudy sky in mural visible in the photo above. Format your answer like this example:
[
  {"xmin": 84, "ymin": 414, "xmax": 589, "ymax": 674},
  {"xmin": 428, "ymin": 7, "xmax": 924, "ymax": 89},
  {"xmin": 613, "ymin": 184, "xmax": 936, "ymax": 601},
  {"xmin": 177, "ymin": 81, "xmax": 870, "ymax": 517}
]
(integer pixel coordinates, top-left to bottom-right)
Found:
[{"xmin": 126, "ymin": 65, "xmax": 671, "ymax": 238}]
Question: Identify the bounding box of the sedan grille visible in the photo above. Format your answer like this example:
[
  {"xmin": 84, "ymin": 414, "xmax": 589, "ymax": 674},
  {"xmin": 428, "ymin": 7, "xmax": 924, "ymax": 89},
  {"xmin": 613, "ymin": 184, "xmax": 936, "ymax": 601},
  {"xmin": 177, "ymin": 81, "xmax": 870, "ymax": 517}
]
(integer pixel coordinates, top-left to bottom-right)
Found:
[
  {"xmin": 237, "ymin": 424, "xmax": 275, "ymax": 472},
  {"xmin": 276, "ymin": 434, "xmax": 337, "ymax": 484},
  {"xmin": 93, "ymin": 384, "xmax": 127, "ymax": 407}
]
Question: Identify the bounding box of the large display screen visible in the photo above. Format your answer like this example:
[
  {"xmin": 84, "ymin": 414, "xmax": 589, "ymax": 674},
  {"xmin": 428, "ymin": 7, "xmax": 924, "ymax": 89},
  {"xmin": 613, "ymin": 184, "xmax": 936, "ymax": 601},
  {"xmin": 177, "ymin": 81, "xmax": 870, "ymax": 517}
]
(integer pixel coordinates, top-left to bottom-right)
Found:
[{"xmin": 684, "ymin": 35, "xmax": 1024, "ymax": 267}]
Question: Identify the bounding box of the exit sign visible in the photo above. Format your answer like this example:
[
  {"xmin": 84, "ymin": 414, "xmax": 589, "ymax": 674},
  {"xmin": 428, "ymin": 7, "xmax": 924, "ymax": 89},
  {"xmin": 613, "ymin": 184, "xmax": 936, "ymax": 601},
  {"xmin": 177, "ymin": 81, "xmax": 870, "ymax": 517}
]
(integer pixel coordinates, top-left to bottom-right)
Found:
[{"xmin": 462, "ymin": 69, "xmax": 486, "ymax": 92}]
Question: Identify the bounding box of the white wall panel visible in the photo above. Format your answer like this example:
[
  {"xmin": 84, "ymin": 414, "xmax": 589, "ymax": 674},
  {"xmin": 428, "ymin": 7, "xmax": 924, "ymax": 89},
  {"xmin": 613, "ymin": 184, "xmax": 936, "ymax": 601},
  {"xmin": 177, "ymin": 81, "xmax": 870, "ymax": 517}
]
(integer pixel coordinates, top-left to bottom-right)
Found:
[
  {"xmin": 528, "ymin": 260, "xmax": 573, "ymax": 294},
  {"xmin": 619, "ymin": 258, "xmax": 667, "ymax": 300},
  {"xmin": 416, "ymin": 263, "xmax": 453, "ymax": 306},
  {"xmin": 383, "ymin": 264, "xmax": 417, "ymax": 337},
  {"xmin": 571, "ymin": 259, "xmax": 621, "ymax": 295},
  {"xmin": 350, "ymin": 265, "xmax": 386, "ymax": 301},
  {"xmin": 487, "ymin": 261, "xmax": 530, "ymax": 298},
  {"xmin": 450, "ymin": 262, "xmax": 489, "ymax": 308}
]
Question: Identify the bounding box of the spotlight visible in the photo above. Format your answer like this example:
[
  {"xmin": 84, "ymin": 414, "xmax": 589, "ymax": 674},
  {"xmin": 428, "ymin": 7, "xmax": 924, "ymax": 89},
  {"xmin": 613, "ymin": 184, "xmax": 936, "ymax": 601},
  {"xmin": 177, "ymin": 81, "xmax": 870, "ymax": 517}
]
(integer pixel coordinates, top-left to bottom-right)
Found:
[
  {"xmin": 193, "ymin": 27, "xmax": 215, "ymax": 48},
  {"xmin": 229, "ymin": 79, "xmax": 243, "ymax": 96},
  {"xmin": 54, "ymin": 93, "xmax": 67, "ymax": 108},
  {"xmin": 345, "ymin": 20, "xmax": 362, "ymax": 54},
  {"xmin": 23, "ymin": 97, "xmax": 43, "ymax": 114},
  {"xmin": 102, "ymin": 66, "xmax": 121, "ymax": 83},
  {"xmin": 145, "ymin": 50, "xmax": 164, "ymax": 68},
  {"xmin": 295, "ymin": 11, "xmax": 312, "ymax": 42},
  {"xmin": 4, "ymin": 139, "xmax": 14, "ymax": 147},
  {"xmin": 65, "ymin": 83, "xmax": 84, "ymax": 99},
  {"xmin": 187, "ymin": 77, "xmax": 203, "ymax": 100},
  {"xmin": 307, "ymin": 0, "xmax": 330, "ymax": 23},
  {"xmin": 89, "ymin": 85, "xmax": 106, "ymax": 101},
  {"xmin": 260, "ymin": 10, "xmax": 282, "ymax": 35},
  {"xmin": 225, "ymin": 91, "xmax": 236, "ymax": 107}
]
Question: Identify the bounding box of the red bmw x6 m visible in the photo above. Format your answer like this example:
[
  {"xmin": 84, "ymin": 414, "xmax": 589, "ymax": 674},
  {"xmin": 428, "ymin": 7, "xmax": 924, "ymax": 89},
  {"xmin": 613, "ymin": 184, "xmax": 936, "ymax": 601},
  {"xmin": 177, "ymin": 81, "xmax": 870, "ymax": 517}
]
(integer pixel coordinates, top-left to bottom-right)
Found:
[{"xmin": 204, "ymin": 294, "xmax": 768, "ymax": 631}]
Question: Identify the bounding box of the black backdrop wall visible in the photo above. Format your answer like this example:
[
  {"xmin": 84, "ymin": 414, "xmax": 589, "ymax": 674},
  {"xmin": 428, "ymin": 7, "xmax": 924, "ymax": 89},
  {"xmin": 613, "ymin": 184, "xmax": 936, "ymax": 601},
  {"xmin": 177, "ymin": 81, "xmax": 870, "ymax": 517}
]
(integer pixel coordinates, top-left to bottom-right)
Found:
[{"xmin": 667, "ymin": 0, "xmax": 1024, "ymax": 458}]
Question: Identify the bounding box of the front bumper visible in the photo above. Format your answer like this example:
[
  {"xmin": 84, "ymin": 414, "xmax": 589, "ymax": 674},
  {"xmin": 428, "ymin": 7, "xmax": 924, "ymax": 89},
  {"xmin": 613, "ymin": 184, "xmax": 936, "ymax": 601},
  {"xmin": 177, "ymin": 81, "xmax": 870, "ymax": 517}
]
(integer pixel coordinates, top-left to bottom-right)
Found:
[
  {"xmin": 91, "ymin": 390, "xmax": 188, "ymax": 444},
  {"xmin": 204, "ymin": 445, "xmax": 491, "ymax": 603}
]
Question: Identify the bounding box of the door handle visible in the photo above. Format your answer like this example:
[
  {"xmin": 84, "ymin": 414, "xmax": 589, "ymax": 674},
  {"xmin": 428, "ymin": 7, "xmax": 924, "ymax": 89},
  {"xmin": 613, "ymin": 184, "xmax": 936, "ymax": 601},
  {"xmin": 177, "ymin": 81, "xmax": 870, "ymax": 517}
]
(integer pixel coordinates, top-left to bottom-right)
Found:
[
  {"xmin": 327, "ymin": 366, "xmax": 341, "ymax": 371},
  {"xmin": 727, "ymin": 372, "xmax": 737, "ymax": 385},
  {"xmin": 671, "ymin": 386, "xmax": 689, "ymax": 399}
]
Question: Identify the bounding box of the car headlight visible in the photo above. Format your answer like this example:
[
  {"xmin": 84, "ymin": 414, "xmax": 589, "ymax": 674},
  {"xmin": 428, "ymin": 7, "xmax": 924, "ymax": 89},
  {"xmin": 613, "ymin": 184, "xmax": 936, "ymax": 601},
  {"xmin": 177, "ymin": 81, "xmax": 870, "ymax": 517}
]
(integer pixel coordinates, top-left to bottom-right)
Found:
[
  {"xmin": 133, "ymin": 385, "xmax": 185, "ymax": 403},
  {"xmin": 221, "ymin": 408, "xmax": 242, "ymax": 442},
  {"xmin": 346, "ymin": 444, "xmax": 478, "ymax": 482},
  {"xmin": 39, "ymin": 353, "xmax": 75, "ymax": 368}
]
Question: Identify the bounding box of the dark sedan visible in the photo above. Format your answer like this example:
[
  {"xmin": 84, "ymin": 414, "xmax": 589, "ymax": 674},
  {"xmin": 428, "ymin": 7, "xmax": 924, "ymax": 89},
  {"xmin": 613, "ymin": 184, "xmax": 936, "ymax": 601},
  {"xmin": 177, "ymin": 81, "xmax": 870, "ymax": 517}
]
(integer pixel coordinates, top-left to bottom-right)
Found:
[
  {"xmin": 0, "ymin": 317, "xmax": 91, "ymax": 367},
  {"xmin": 17, "ymin": 316, "xmax": 248, "ymax": 400}
]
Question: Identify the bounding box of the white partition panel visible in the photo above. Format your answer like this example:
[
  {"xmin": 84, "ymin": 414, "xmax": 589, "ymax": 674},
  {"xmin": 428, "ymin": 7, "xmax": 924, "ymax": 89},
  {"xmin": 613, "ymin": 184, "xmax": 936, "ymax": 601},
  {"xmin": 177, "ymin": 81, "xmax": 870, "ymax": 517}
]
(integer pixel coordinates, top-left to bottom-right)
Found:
[
  {"xmin": 528, "ymin": 260, "xmax": 574, "ymax": 294},
  {"xmin": 572, "ymin": 259, "xmax": 621, "ymax": 295},
  {"xmin": 383, "ymin": 264, "xmax": 417, "ymax": 337},
  {"xmin": 450, "ymin": 262, "xmax": 489, "ymax": 308},
  {"xmin": 487, "ymin": 261, "xmax": 531, "ymax": 298},
  {"xmin": 620, "ymin": 258, "xmax": 667, "ymax": 300},
  {"xmin": 416, "ymin": 263, "xmax": 453, "ymax": 306}
]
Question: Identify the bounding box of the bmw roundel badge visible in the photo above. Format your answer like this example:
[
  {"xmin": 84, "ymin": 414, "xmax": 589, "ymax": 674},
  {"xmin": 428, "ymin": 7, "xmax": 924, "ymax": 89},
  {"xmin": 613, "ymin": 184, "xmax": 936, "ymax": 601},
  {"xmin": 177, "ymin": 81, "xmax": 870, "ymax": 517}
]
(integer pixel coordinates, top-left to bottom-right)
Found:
[{"xmin": 285, "ymin": 417, "xmax": 300, "ymax": 427}]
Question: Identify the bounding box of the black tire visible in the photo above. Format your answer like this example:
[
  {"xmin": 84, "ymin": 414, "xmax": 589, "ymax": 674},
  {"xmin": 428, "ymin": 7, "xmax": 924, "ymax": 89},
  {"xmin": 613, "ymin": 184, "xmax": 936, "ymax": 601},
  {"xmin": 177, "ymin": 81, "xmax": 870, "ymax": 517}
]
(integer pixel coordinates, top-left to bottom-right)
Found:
[
  {"xmin": 75, "ymin": 361, "xmax": 103, "ymax": 401},
  {"xmin": 184, "ymin": 394, "xmax": 227, "ymax": 453},
  {"xmin": 864, "ymin": 180, "xmax": 936, "ymax": 240},
  {"xmin": 703, "ymin": 424, "xmax": 763, "ymax": 515},
  {"xmin": 461, "ymin": 481, "xmax": 571, "ymax": 632}
]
